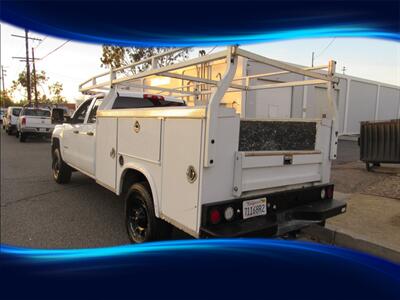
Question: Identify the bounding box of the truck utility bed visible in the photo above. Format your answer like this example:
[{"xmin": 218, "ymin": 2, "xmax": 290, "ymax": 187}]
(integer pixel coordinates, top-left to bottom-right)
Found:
[{"xmin": 52, "ymin": 46, "xmax": 345, "ymax": 242}]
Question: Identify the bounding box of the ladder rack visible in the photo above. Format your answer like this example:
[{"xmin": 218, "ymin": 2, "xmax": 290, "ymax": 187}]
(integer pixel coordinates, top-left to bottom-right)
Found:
[{"xmin": 80, "ymin": 46, "xmax": 338, "ymax": 167}]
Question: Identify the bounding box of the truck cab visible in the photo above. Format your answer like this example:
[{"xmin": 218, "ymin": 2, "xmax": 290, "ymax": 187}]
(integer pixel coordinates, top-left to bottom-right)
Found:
[{"xmin": 52, "ymin": 91, "xmax": 185, "ymax": 177}]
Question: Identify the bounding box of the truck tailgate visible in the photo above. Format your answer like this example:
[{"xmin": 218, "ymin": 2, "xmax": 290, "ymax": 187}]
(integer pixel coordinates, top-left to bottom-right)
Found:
[
  {"xmin": 25, "ymin": 116, "xmax": 53, "ymax": 128},
  {"xmin": 233, "ymin": 150, "xmax": 323, "ymax": 196}
]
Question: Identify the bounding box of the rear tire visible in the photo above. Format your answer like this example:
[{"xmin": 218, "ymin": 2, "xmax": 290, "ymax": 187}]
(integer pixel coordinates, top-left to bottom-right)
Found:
[
  {"xmin": 7, "ymin": 128, "xmax": 12, "ymax": 135},
  {"xmin": 15, "ymin": 131, "xmax": 19, "ymax": 138},
  {"xmin": 52, "ymin": 147, "xmax": 72, "ymax": 184},
  {"xmin": 19, "ymin": 132, "xmax": 26, "ymax": 142},
  {"xmin": 125, "ymin": 182, "xmax": 172, "ymax": 243}
]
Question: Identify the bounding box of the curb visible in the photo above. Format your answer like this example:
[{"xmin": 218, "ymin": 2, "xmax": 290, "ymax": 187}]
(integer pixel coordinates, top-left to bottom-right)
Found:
[{"xmin": 302, "ymin": 224, "xmax": 400, "ymax": 263}]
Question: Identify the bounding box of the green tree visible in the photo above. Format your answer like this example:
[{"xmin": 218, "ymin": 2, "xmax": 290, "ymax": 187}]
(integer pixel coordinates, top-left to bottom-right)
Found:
[
  {"xmin": 100, "ymin": 46, "xmax": 191, "ymax": 74},
  {"xmin": 10, "ymin": 70, "xmax": 48, "ymax": 102},
  {"xmin": 0, "ymin": 90, "xmax": 15, "ymax": 107},
  {"xmin": 48, "ymin": 82, "xmax": 66, "ymax": 104}
]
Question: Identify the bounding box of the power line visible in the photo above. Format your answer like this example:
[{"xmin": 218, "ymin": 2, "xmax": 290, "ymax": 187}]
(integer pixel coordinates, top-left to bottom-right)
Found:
[
  {"xmin": 34, "ymin": 35, "xmax": 48, "ymax": 49},
  {"xmin": 39, "ymin": 40, "xmax": 70, "ymax": 61},
  {"xmin": 314, "ymin": 37, "xmax": 336, "ymax": 59}
]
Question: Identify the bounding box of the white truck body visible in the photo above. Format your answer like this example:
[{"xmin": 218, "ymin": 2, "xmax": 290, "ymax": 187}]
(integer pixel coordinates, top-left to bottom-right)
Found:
[{"xmin": 52, "ymin": 47, "xmax": 346, "ymax": 240}]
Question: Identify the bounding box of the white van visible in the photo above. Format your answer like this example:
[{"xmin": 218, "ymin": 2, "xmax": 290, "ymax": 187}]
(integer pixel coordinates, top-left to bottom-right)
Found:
[{"xmin": 4, "ymin": 106, "xmax": 22, "ymax": 135}]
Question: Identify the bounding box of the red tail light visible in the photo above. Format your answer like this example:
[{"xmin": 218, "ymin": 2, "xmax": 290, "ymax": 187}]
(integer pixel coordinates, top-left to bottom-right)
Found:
[
  {"xmin": 143, "ymin": 94, "xmax": 164, "ymax": 101},
  {"xmin": 209, "ymin": 209, "xmax": 221, "ymax": 225},
  {"xmin": 21, "ymin": 117, "xmax": 26, "ymax": 125},
  {"xmin": 326, "ymin": 185, "xmax": 334, "ymax": 199}
]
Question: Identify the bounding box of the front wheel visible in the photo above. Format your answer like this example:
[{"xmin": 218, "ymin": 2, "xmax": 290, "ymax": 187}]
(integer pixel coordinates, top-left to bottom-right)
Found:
[
  {"xmin": 52, "ymin": 147, "xmax": 72, "ymax": 184},
  {"xmin": 125, "ymin": 182, "xmax": 171, "ymax": 243},
  {"xmin": 15, "ymin": 131, "xmax": 19, "ymax": 138}
]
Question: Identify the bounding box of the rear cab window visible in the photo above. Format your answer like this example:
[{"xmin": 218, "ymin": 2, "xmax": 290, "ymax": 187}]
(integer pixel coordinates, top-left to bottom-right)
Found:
[
  {"xmin": 22, "ymin": 109, "xmax": 51, "ymax": 117},
  {"xmin": 12, "ymin": 108, "xmax": 22, "ymax": 116},
  {"xmin": 112, "ymin": 95, "xmax": 185, "ymax": 109}
]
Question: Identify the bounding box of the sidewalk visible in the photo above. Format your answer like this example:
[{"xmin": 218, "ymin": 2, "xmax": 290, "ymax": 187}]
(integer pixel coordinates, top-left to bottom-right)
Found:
[{"xmin": 303, "ymin": 161, "xmax": 400, "ymax": 263}]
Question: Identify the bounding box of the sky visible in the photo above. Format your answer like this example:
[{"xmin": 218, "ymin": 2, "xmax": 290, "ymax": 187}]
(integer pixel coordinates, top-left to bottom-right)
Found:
[{"xmin": 1, "ymin": 22, "xmax": 399, "ymax": 103}]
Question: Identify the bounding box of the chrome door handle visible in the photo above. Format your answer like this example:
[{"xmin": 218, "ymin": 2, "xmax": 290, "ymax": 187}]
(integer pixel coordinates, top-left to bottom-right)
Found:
[
  {"xmin": 110, "ymin": 148, "xmax": 116, "ymax": 158},
  {"xmin": 73, "ymin": 130, "xmax": 79, "ymax": 134},
  {"xmin": 86, "ymin": 131, "xmax": 94, "ymax": 136}
]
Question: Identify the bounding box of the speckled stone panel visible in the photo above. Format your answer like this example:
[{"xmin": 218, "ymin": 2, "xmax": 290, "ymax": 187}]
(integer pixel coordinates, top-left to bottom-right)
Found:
[{"xmin": 239, "ymin": 121, "xmax": 316, "ymax": 151}]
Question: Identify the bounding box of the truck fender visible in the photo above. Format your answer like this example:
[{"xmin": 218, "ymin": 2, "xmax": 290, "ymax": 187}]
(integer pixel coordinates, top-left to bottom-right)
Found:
[{"xmin": 119, "ymin": 163, "xmax": 161, "ymax": 218}]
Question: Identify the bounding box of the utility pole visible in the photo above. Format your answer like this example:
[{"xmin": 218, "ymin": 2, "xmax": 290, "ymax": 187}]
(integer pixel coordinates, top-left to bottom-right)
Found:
[
  {"xmin": 0, "ymin": 66, "xmax": 7, "ymax": 108},
  {"xmin": 24, "ymin": 30, "xmax": 32, "ymax": 106},
  {"xmin": 311, "ymin": 51, "xmax": 315, "ymax": 67},
  {"xmin": 11, "ymin": 31, "xmax": 42, "ymax": 107},
  {"xmin": 31, "ymin": 47, "xmax": 39, "ymax": 107},
  {"xmin": 1, "ymin": 66, "xmax": 6, "ymax": 92}
]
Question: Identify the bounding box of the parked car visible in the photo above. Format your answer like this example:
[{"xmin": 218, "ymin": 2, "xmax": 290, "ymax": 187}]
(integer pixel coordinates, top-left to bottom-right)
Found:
[
  {"xmin": 52, "ymin": 47, "xmax": 346, "ymax": 243},
  {"xmin": 4, "ymin": 106, "xmax": 22, "ymax": 135},
  {"xmin": 16, "ymin": 107, "xmax": 54, "ymax": 142},
  {"xmin": 0, "ymin": 108, "xmax": 5, "ymax": 124}
]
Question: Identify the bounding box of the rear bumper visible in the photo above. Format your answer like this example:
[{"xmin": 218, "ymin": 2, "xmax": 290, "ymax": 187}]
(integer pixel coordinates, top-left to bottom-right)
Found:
[
  {"xmin": 21, "ymin": 127, "xmax": 53, "ymax": 134},
  {"xmin": 200, "ymin": 186, "xmax": 346, "ymax": 238}
]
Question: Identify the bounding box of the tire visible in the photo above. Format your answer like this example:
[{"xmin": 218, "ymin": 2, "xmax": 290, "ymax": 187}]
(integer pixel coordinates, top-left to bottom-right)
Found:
[
  {"xmin": 15, "ymin": 131, "xmax": 19, "ymax": 138},
  {"xmin": 19, "ymin": 132, "xmax": 26, "ymax": 142},
  {"xmin": 125, "ymin": 182, "xmax": 172, "ymax": 243},
  {"xmin": 7, "ymin": 128, "xmax": 12, "ymax": 135},
  {"xmin": 52, "ymin": 147, "xmax": 72, "ymax": 184}
]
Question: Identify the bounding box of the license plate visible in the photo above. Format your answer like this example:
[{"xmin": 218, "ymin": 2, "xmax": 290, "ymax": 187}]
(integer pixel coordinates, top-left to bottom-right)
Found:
[
  {"xmin": 39, "ymin": 128, "xmax": 46, "ymax": 132},
  {"xmin": 243, "ymin": 198, "xmax": 267, "ymax": 219}
]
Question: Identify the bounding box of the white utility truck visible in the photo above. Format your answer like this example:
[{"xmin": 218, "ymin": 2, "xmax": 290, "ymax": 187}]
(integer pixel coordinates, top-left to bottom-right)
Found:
[{"xmin": 51, "ymin": 47, "xmax": 346, "ymax": 243}]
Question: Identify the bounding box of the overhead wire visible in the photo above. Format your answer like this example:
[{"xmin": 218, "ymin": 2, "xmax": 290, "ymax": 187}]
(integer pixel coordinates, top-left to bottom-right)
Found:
[{"xmin": 39, "ymin": 40, "xmax": 71, "ymax": 61}]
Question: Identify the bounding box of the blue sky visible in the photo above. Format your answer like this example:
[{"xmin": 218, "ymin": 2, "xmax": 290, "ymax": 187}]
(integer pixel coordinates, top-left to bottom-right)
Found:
[{"xmin": 1, "ymin": 22, "xmax": 399, "ymax": 102}]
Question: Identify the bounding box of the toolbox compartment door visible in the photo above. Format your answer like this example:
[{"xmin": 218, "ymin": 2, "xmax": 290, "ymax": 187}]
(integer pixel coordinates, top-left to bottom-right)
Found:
[
  {"xmin": 161, "ymin": 118, "xmax": 203, "ymax": 234},
  {"xmin": 95, "ymin": 117, "xmax": 118, "ymax": 191}
]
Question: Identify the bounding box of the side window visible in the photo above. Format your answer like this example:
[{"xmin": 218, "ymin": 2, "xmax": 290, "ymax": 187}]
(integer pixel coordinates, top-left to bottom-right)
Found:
[
  {"xmin": 71, "ymin": 100, "xmax": 91, "ymax": 124},
  {"xmin": 87, "ymin": 98, "xmax": 103, "ymax": 123}
]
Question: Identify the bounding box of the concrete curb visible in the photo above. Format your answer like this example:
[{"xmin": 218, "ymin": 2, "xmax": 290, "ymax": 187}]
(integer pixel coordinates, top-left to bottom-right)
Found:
[{"xmin": 302, "ymin": 224, "xmax": 400, "ymax": 263}]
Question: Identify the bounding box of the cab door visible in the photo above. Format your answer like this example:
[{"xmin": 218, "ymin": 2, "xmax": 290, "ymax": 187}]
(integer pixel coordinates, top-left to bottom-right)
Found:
[
  {"xmin": 77, "ymin": 98, "xmax": 103, "ymax": 176},
  {"xmin": 62, "ymin": 100, "xmax": 92, "ymax": 168}
]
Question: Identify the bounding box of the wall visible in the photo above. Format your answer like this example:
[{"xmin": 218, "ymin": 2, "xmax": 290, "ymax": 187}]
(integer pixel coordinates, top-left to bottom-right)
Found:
[{"xmin": 243, "ymin": 60, "xmax": 400, "ymax": 135}]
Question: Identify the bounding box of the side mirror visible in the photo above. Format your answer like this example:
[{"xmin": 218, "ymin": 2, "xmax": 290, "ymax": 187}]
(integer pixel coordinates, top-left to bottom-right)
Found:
[
  {"xmin": 64, "ymin": 116, "xmax": 72, "ymax": 123},
  {"xmin": 51, "ymin": 108, "xmax": 65, "ymax": 124}
]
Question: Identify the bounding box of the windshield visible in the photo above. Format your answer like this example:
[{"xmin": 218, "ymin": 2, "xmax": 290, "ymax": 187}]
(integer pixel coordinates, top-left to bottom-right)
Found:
[
  {"xmin": 22, "ymin": 109, "xmax": 51, "ymax": 117},
  {"xmin": 12, "ymin": 108, "xmax": 22, "ymax": 116},
  {"xmin": 112, "ymin": 96, "xmax": 185, "ymax": 109}
]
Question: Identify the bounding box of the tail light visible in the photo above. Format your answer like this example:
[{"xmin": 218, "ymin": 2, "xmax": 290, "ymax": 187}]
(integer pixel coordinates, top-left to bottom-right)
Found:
[
  {"xmin": 143, "ymin": 94, "xmax": 164, "ymax": 101},
  {"xmin": 21, "ymin": 117, "xmax": 26, "ymax": 125},
  {"xmin": 325, "ymin": 185, "xmax": 334, "ymax": 199},
  {"xmin": 209, "ymin": 209, "xmax": 221, "ymax": 225}
]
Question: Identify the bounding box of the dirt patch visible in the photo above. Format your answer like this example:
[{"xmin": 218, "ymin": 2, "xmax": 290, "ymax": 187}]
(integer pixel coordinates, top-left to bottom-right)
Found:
[{"xmin": 332, "ymin": 161, "xmax": 400, "ymax": 200}]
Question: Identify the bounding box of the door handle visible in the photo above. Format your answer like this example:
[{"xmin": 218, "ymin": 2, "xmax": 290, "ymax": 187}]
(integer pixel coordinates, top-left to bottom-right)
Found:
[
  {"xmin": 73, "ymin": 130, "xmax": 79, "ymax": 134},
  {"xmin": 86, "ymin": 131, "xmax": 94, "ymax": 136}
]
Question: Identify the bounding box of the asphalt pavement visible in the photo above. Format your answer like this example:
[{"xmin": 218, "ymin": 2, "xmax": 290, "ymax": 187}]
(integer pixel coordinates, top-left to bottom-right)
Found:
[{"xmin": 1, "ymin": 129, "xmax": 133, "ymax": 248}]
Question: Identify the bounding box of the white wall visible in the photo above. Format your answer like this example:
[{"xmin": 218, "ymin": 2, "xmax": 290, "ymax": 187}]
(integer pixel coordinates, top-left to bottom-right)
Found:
[{"xmin": 242, "ymin": 60, "xmax": 400, "ymax": 135}]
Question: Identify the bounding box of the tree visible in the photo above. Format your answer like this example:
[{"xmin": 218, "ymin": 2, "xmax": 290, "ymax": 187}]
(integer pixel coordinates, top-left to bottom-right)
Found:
[
  {"xmin": 100, "ymin": 46, "xmax": 191, "ymax": 74},
  {"xmin": 0, "ymin": 90, "xmax": 15, "ymax": 107},
  {"xmin": 48, "ymin": 82, "xmax": 66, "ymax": 104},
  {"xmin": 10, "ymin": 70, "xmax": 48, "ymax": 103}
]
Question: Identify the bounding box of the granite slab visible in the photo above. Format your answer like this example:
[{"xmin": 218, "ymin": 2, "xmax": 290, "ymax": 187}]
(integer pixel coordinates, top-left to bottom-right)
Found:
[{"xmin": 239, "ymin": 120, "xmax": 316, "ymax": 151}]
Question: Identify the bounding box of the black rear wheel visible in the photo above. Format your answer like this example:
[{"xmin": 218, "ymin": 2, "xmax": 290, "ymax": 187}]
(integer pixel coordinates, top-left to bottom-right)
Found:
[{"xmin": 126, "ymin": 182, "xmax": 171, "ymax": 243}]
